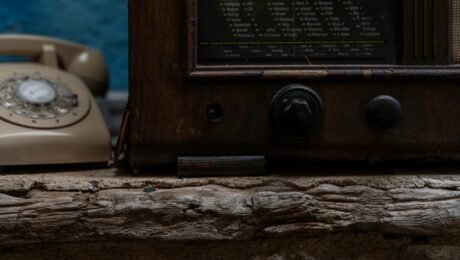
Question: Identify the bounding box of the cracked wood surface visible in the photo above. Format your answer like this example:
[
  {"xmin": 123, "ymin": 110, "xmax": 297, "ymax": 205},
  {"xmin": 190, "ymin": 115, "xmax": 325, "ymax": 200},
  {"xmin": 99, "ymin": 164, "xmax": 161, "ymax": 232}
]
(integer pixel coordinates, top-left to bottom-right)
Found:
[{"xmin": 1, "ymin": 168, "xmax": 460, "ymax": 245}]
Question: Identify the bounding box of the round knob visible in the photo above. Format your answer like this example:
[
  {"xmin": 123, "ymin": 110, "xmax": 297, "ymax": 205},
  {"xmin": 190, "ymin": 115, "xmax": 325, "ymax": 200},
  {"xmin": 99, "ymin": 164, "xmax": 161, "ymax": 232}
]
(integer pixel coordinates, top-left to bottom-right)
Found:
[
  {"xmin": 366, "ymin": 95, "xmax": 402, "ymax": 130},
  {"xmin": 271, "ymin": 85, "xmax": 323, "ymax": 138}
]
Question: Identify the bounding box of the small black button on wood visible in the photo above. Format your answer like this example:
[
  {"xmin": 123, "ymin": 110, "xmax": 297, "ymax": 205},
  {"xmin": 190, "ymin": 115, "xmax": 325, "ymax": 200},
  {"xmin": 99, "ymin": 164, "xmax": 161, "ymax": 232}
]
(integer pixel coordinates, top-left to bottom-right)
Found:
[
  {"xmin": 366, "ymin": 95, "xmax": 402, "ymax": 130},
  {"xmin": 271, "ymin": 85, "xmax": 323, "ymax": 138}
]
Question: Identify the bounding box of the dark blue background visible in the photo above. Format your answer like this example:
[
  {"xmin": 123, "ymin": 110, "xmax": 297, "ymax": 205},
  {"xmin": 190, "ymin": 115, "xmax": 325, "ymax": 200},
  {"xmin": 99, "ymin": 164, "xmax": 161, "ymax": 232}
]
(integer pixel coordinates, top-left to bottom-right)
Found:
[{"xmin": 0, "ymin": 0, "xmax": 128, "ymax": 91}]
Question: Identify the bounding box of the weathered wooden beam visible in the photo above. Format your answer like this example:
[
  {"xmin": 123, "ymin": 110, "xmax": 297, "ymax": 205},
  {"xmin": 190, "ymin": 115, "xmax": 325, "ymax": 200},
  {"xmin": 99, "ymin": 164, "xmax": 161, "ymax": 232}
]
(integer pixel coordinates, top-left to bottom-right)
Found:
[{"xmin": 1, "ymin": 169, "xmax": 460, "ymax": 246}]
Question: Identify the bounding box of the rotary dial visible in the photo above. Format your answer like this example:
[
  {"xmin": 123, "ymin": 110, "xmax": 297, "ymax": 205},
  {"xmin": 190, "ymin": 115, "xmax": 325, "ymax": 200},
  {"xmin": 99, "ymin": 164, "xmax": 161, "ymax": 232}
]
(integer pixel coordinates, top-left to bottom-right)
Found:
[{"xmin": 0, "ymin": 74, "xmax": 78, "ymax": 120}]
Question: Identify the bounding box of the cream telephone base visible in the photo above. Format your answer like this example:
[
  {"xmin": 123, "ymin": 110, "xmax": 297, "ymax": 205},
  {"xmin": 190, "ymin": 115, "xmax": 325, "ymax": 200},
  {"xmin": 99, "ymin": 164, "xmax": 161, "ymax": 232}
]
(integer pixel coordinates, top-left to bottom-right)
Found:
[{"xmin": 0, "ymin": 34, "xmax": 111, "ymax": 165}]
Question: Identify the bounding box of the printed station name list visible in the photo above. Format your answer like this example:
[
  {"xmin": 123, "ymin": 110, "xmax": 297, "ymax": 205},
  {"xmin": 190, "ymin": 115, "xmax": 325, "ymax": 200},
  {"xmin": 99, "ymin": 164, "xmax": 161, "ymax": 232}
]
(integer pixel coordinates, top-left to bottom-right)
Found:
[{"xmin": 197, "ymin": 0, "xmax": 387, "ymax": 62}]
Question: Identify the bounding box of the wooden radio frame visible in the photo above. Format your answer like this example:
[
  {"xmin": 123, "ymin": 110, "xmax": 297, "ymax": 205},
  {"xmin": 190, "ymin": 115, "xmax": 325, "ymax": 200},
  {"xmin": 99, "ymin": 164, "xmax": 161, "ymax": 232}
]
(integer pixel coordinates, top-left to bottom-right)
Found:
[{"xmin": 128, "ymin": 0, "xmax": 460, "ymax": 170}]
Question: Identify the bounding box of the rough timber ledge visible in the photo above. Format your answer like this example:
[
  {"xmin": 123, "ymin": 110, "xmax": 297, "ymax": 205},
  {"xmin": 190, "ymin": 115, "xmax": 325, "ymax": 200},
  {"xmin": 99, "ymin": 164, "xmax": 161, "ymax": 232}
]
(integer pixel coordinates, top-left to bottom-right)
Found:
[{"xmin": 1, "ymin": 168, "xmax": 460, "ymax": 248}]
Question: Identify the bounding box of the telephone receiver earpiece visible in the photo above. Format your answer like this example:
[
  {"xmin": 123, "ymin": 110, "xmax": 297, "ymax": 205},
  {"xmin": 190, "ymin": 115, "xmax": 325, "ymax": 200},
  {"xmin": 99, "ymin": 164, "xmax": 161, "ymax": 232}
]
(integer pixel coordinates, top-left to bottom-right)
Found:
[{"xmin": 0, "ymin": 34, "xmax": 109, "ymax": 97}]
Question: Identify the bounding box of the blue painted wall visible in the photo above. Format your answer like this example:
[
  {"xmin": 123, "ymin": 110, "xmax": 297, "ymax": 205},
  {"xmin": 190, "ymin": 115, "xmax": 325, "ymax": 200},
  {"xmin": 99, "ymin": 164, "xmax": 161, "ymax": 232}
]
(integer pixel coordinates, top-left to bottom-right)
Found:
[{"xmin": 0, "ymin": 0, "xmax": 128, "ymax": 91}]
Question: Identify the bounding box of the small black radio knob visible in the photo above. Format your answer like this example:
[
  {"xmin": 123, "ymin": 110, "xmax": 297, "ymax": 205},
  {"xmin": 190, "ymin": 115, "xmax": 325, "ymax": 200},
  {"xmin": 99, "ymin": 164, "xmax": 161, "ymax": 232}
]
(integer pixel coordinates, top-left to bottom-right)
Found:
[
  {"xmin": 366, "ymin": 95, "xmax": 402, "ymax": 130},
  {"xmin": 271, "ymin": 85, "xmax": 323, "ymax": 138}
]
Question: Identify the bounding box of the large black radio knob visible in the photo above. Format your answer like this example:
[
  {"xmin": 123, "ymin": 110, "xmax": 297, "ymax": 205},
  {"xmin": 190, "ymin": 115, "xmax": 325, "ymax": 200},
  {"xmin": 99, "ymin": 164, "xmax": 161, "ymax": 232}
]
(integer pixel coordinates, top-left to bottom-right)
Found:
[
  {"xmin": 271, "ymin": 85, "xmax": 323, "ymax": 138},
  {"xmin": 366, "ymin": 95, "xmax": 402, "ymax": 130}
]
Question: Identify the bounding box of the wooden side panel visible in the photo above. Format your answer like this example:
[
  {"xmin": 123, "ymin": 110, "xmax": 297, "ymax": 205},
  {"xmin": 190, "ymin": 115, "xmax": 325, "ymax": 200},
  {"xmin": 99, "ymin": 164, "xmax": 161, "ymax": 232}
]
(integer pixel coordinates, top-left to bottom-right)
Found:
[
  {"xmin": 129, "ymin": 0, "xmax": 184, "ymax": 165},
  {"xmin": 434, "ymin": 0, "xmax": 450, "ymax": 63},
  {"xmin": 403, "ymin": 0, "xmax": 415, "ymax": 64},
  {"xmin": 452, "ymin": 0, "xmax": 460, "ymax": 62},
  {"xmin": 403, "ymin": 0, "xmax": 450, "ymax": 64}
]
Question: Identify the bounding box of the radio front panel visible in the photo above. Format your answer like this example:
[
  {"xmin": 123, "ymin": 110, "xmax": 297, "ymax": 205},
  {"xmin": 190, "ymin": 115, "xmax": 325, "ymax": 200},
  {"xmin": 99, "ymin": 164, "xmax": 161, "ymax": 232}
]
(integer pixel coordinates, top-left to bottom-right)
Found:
[{"xmin": 129, "ymin": 0, "xmax": 460, "ymax": 168}]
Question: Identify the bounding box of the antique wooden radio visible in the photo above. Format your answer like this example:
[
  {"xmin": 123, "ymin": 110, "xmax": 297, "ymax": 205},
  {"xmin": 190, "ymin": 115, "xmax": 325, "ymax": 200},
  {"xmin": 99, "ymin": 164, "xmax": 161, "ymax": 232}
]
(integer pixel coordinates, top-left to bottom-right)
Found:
[{"xmin": 128, "ymin": 0, "xmax": 460, "ymax": 170}]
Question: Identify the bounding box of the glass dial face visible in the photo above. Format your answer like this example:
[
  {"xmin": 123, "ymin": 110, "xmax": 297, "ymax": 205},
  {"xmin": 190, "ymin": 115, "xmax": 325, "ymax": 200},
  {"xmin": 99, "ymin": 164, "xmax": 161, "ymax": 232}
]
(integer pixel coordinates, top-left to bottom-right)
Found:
[
  {"xmin": 16, "ymin": 80, "xmax": 57, "ymax": 105},
  {"xmin": 0, "ymin": 74, "xmax": 79, "ymax": 120}
]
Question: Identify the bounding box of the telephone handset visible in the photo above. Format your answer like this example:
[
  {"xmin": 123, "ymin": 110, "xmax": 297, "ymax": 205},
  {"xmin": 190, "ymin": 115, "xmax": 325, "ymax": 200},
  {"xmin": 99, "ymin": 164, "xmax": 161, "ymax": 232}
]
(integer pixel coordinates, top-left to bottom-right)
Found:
[{"xmin": 0, "ymin": 34, "xmax": 111, "ymax": 165}]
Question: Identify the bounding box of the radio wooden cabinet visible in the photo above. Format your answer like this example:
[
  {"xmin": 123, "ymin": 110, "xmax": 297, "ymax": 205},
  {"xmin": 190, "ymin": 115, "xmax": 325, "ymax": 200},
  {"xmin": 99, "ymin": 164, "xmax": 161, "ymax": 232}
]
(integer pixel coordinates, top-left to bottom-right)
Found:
[{"xmin": 128, "ymin": 0, "xmax": 460, "ymax": 169}]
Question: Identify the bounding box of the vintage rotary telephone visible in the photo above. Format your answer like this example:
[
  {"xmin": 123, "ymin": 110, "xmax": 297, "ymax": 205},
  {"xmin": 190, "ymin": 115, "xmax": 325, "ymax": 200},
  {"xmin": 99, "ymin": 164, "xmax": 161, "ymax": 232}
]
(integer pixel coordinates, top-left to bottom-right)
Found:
[{"xmin": 0, "ymin": 34, "xmax": 111, "ymax": 165}]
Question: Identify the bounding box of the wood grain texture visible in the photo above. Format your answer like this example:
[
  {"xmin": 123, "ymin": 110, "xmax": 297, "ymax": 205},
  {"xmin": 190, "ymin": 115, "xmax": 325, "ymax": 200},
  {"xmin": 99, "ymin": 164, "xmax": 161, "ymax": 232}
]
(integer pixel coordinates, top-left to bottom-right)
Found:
[{"xmin": 2, "ymin": 168, "xmax": 460, "ymax": 246}]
